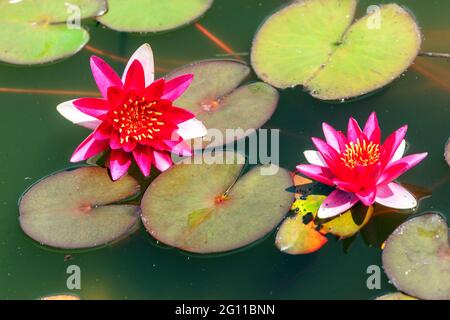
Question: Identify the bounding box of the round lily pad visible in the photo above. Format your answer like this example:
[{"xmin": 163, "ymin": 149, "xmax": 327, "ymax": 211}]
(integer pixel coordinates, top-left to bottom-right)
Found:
[
  {"xmin": 166, "ymin": 60, "xmax": 279, "ymax": 148},
  {"xmin": 141, "ymin": 151, "xmax": 293, "ymax": 253},
  {"xmin": 0, "ymin": 0, "xmax": 107, "ymax": 65},
  {"xmin": 19, "ymin": 167, "xmax": 141, "ymax": 249},
  {"xmin": 251, "ymin": 0, "xmax": 422, "ymax": 100},
  {"xmin": 375, "ymin": 292, "xmax": 417, "ymax": 300},
  {"xmin": 382, "ymin": 213, "xmax": 450, "ymax": 300},
  {"xmin": 97, "ymin": 0, "xmax": 213, "ymax": 33}
]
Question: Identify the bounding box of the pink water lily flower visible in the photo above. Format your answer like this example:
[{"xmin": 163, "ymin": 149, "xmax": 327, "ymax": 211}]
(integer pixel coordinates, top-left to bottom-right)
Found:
[
  {"xmin": 57, "ymin": 44, "xmax": 207, "ymax": 180},
  {"xmin": 296, "ymin": 112, "xmax": 427, "ymax": 219}
]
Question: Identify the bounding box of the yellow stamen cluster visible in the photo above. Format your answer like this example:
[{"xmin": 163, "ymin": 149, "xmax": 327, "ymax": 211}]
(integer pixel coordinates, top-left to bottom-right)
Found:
[
  {"xmin": 111, "ymin": 97, "xmax": 165, "ymax": 144},
  {"xmin": 340, "ymin": 139, "xmax": 380, "ymax": 169}
]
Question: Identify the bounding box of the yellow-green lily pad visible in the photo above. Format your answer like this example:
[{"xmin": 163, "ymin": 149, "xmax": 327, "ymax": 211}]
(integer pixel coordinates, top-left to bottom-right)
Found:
[
  {"xmin": 0, "ymin": 0, "xmax": 107, "ymax": 65},
  {"xmin": 141, "ymin": 151, "xmax": 293, "ymax": 254},
  {"xmin": 166, "ymin": 60, "xmax": 279, "ymax": 148},
  {"xmin": 382, "ymin": 213, "xmax": 450, "ymax": 300},
  {"xmin": 97, "ymin": 0, "xmax": 213, "ymax": 33},
  {"xmin": 251, "ymin": 0, "xmax": 422, "ymax": 100},
  {"xmin": 375, "ymin": 292, "xmax": 417, "ymax": 300},
  {"xmin": 19, "ymin": 167, "xmax": 141, "ymax": 249}
]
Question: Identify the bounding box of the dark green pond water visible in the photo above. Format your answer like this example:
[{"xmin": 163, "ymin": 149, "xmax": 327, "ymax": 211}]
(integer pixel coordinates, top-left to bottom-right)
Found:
[{"xmin": 0, "ymin": 0, "xmax": 449, "ymax": 299}]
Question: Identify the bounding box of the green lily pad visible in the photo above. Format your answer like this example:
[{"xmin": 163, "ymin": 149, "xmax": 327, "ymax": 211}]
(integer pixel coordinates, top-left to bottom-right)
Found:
[
  {"xmin": 382, "ymin": 213, "xmax": 450, "ymax": 300},
  {"xmin": 19, "ymin": 167, "xmax": 141, "ymax": 249},
  {"xmin": 166, "ymin": 60, "xmax": 279, "ymax": 148},
  {"xmin": 251, "ymin": 0, "xmax": 422, "ymax": 100},
  {"xmin": 141, "ymin": 151, "xmax": 293, "ymax": 253},
  {"xmin": 97, "ymin": 0, "xmax": 213, "ymax": 33},
  {"xmin": 0, "ymin": 0, "xmax": 107, "ymax": 65},
  {"xmin": 375, "ymin": 292, "xmax": 417, "ymax": 300}
]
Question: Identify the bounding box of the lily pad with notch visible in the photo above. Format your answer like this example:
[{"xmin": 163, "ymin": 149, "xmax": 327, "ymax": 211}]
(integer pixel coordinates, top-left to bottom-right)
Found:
[
  {"xmin": 382, "ymin": 213, "xmax": 450, "ymax": 300},
  {"xmin": 141, "ymin": 151, "xmax": 293, "ymax": 254},
  {"xmin": 0, "ymin": 0, "xmax": 107, "ymax": 65},
  {"xmin": 251, "ymin": 0, "xmax": 422, "ymax": 100},
  {"xmin": 19, "ymin": 167, "xmax": 141, "ymax": 249},
  {"xmin": 97, "ymin": 0, "xmax": 214, "ymax": 33},
  {"xmin": 166, "ymin": 60, "xmax": 279, "ymax": 148}
]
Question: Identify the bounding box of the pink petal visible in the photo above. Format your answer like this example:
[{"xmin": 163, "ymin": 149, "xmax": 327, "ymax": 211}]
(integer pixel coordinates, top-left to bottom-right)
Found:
[
  {"xmin": 152, "ymin": 150, "xmax": 173, "ymax": 172},
  {"xmin": 123, "ymin": 59, "xmax": 145, "ymax": 90},
  {"xmin": 296, "ymin": 164, "xmax": 334, "ymax": 186},
  {"xmin": 380, "ymin": 125, "xmax": 407, "ymax": 164},
  {"xmin": 378, "ymin": 152, "xmax": 428, "ymax": 185},
  {"xmin": 90, "ymin": 56, "xmax": 123, "ymax": 99},
  {"xmin": 318, "ymin": 190, "xmax": 359, "ymax": 219},
  {"xmin": 363, "ymin": 112, "xmax": 381, "ymax": 143},
  {"xmin": 333, "ymin": 179, "xmax": 361, "ymax": 193},
  {"xmin": 70, "ymin": 132, "xmax": 109, "ymax": 162},
  {"xmin": 73, "ymin": 98, "xmax": 109, "ymax": 119},
  {"xmin": 122, "ymin": 43, "xmax": 154, "ymax": 87},
  {"xmin": 109, "ymin": 149, "xmax": 132, "ymax": 181},
  {"xmin": 303, "ymin": 150, "xmax": 327, "ymax": 167},
  {"xmin": 347, "ymin": 117, "xmax": 363, "ymax": 142},
  {"xmin": 322, "ymin": 122, "xmax": 341, "ymax": 152},
  {"xmin": 109, "ymin": 131, "xmax": 122, "ymax": 149},
  {"xmin": 144, "ymin": 78, "xmax": 165, "ymax": 101},
  {"xmin": 133, "ymin": 145, "xmax": 152, "ymax": 177},
  {"xmin": 164, "ymin": 139, "xmax": 192, "ymax": 157},
  {"xmin": 355, "ymin": 189, "xmax": 376, "ymax": 206},
  {"xmin": 177, "ymin": 118, "xmax": 208, "ymax": 140},
  {"xmin": 57, "ymin": 100, "xmax": 101, "ymax": 129},
  {"xmin": 168, "ymin": 106, "xmax": 195, "ymax": 124},
  {"xmin": 375, "ymin": 182, "xmax": 417, "ymax": 209},
  {"xmin": 161, "ymin": 74, "xmax": 194, "ymax": 102},
  {"xmin": 389, "ymin": 139, "xmax": 406, "ymax": 164}
]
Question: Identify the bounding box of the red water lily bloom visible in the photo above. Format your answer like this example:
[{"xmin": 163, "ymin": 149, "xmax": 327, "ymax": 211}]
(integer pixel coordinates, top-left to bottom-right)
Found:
[
  {"xmin": 57, "ymin": 44, "xmax": 207, "ymax": 180},
  {"xmin": 296, "ymin": 112, "xmax": 427, "ymax": 219}
]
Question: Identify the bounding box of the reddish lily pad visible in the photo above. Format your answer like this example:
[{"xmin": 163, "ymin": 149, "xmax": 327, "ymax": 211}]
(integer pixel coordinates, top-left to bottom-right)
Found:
[
  {"xmin": 97, "ymin": 0, "xmax": 213, "ymax": 33},
  {"xmin": 251, "ymin": 0, "xmax": 422, "ymax": 100},
  {"xmin": 0, "ymin": 0, "xmax": 107, "ymax": 65},
  {"xmin": 141, "ymin": 151, "xmax": 293, "ymax": 254},
  {"xmin": 382, "ymin": 213, "xmax": 450, "ymax": 300},
  {"xmin": 19, "ymin": 167, "xmax": 141, "ymax": 249},
  {"xmin": 375, "ymin": 292, "xmax": 417, "ymax": 300},
  {"xmin": 166, "ymin": 60, "xmax": 279, "ymax": 148}
]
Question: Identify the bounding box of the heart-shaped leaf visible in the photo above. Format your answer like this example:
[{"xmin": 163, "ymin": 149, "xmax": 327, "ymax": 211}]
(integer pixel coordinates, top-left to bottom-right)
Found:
[
  {"xmin": 166, "ymin": 60, "xmax": 279, "ymax": 148},
  {"xmin": 19, "ymin": 167, "xmax": 141, "ymax": 249},
  {"xmin": 382, "ymin": 213, "xmax": 450, "ymax": 300},
  {"xmin": 0, "ymin": 0, "xmax": 107, "ymax": 65},
  {"xmin": 97, "ymin": 0, "xmax": 213, "ymax": 33},
  {"xmin": 141, "ymin": 151, "xmax": 293, "ymax": 253},
  {"xmin": 251, "ymin": 0, "xmax": 422, "ymax": 100}
]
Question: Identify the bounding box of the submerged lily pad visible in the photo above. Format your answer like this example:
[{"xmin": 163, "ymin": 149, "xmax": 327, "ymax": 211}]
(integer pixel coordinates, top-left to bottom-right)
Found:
[
  {"xmin": 382, "ymin": 213, "xmax": 450, "ymax": 300},
  {"xmin": 19, "ymin": 167, "xmax": 141, "ymax": 249},
  {"xmin": 166, "ymin": 60, "xmax": 279, "ymax": 148},
  {"xmin": 445, "ymin": 139, "xmax": 450, "ymax": 167},
  {"xmin": 375, "ymin": 292, "xmax": 417, "ymax": 300},
  {"xmin": 251, "ymin": 0, "xmax": 422, "ymax": 100},
  {"xmin": 0, "ymin": 0, "xmax": 107, "ymax": 65},
  {"xmin": 141, "ymin": 151, "xmax": 293, "ymax": 253},
  {"xmin": 97, "ymin": 0, "xmax": 213, "ymax": 33}
]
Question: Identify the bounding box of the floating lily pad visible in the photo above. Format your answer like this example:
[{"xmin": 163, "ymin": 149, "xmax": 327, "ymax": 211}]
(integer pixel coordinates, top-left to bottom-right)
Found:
[
  {"xmin": 19, "ymin": 167, "xmax": 141, "ymax": 249},
  {"xmin": 375, "ymin": 292, "xmax": 417, "ymax": 300},
  {"xmin": 382, "ymin": 213, "xmax": 450, "ymax": 300},
  {"xmin": 141, "ymin": 151, "xmax": 293, "ymax": 253},
  {"xmin": 97, "ymin": 0, "xmax": 213, "ymax": 33},
  {"xmin": 166, "ymin": 60, "xmax": 279, "ymax": 148},
  {"xmin": 251, "ymin": 0, "xmax": 422, "ymax": 100},
  {"xmin": 276, "ymin": 195, "xmax": 328, "ymax": 255},
  {"xmin": 40, "ymin": 294, "xmax": 80, "ymax": 300},
  {"xmin": 0, "ymin": 0, "xmax": 107, "ymax": 65}
]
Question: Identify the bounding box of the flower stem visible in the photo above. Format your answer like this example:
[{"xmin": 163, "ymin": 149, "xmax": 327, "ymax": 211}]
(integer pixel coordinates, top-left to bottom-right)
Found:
[{"xmin": 418, "ymin": 52, "xmax": 450, "ymax": 59}]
